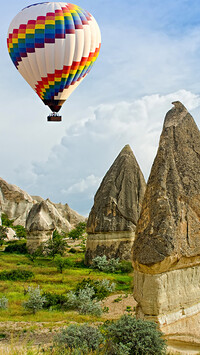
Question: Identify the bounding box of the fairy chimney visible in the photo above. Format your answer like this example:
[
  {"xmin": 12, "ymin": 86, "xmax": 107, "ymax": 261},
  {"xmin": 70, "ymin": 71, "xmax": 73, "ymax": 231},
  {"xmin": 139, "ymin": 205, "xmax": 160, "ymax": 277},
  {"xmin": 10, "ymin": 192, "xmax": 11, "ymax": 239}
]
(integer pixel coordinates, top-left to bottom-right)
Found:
[
  {"xmin": 85, "ymin": 144, "xmax": 146, "ymax": 264},
  {"xmin": 132, "ymin": 102, "xmax": 200, "ymax": 349}
]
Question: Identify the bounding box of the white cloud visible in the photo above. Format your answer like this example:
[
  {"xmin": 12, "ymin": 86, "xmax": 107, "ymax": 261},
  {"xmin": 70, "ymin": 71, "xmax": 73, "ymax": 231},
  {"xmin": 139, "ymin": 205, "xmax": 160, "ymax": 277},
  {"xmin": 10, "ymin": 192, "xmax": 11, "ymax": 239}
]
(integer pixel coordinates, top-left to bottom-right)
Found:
[
  {"xmin": 21, "ymin": 89, "xmax": 200, "ymax": 216},
  {"xmin": 2, "ymin": 1, "xmax": 200, "ymax": 216},
  {"xmin": 62, "ymin": 175, "xmax": 102, "ymax": 195}
]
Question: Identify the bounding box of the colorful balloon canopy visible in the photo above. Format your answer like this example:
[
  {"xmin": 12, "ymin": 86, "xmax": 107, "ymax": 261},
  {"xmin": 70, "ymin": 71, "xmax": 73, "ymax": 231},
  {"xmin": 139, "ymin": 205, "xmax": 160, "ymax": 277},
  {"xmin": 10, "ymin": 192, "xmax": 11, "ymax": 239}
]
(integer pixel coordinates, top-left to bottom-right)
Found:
[{"xmin": 7, "ymin": 2, "xmax": 101, "ymax": 113}]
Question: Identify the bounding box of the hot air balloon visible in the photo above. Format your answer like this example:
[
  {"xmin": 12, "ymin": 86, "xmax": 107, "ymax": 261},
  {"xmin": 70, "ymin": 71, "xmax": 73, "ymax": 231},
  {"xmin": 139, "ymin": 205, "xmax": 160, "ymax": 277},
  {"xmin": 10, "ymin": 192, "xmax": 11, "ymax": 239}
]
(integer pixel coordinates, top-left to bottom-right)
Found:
[{"xmin": 7, "ymin": 2, "xmax": 101, "ymax": 121}]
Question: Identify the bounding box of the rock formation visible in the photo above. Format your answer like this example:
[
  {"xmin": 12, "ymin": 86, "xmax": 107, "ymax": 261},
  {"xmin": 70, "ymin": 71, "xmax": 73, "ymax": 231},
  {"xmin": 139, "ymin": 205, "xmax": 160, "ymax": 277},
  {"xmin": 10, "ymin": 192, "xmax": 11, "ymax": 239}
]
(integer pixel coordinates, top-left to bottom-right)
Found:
[
  {"xmin": 0, "ymin": 177, "xmax": 85, "ymax": 251},
  {"xmin": 0, "ymin": 177, "xmax": 34, "ymax": 226},
  {"xmin": 6, "ymin": 228, "xmax": 17, "ymax": 241},
  {"xmin": 132, "ymin": 102, "xmax": 200, "ymax": 349},
  {"xmin": 85, "ymin": 144, "xmax": 146, "ymax": 263},
  {"xmin": 26, "ymin": 199, "xmax": 69, "ymax": 251}
]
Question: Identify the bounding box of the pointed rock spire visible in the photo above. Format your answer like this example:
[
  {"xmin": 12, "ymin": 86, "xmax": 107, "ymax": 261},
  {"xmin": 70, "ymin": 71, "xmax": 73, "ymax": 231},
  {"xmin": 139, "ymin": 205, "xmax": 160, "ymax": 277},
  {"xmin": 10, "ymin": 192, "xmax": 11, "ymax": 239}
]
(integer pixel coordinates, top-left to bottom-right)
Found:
[
  {"xmin": 87, "ymin": 144, "xmax": 146, "ymax": 233},
  {"xmin": 85, "ymin": 145, "xmax": 146, "ymax": 263},
  {"xmin": 133, "ymin": 101, "xmax": 200, "ymax": 268},
  {"xmin": 132, "ymin": 102, "xmax": 200, "ymax": 347}
]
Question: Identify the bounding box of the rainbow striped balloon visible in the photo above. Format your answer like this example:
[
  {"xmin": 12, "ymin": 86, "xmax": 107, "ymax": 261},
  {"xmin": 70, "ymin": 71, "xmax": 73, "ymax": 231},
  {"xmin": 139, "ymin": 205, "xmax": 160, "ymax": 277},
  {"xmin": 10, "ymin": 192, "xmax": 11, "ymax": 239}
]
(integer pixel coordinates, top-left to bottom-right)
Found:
[{"xmin": 7, "ymin": 2, "xmax": 101, "ymax": 113}]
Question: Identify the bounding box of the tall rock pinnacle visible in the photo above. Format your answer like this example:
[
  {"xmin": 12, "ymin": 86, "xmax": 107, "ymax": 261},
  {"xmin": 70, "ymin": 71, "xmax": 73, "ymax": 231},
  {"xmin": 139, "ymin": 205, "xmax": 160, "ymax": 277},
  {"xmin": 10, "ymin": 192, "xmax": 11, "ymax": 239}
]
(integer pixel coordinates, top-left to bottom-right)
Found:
[
  {"xmin": 132, "ymin": 102, "xmax": 200, "ymax": 349},
  {"xmin": 133, "ymin": 101, "xmax": 200, "ymax": 268},
  {"xmin": 85, "ymin": 144, "xmax": 146, "ymax": 263}
]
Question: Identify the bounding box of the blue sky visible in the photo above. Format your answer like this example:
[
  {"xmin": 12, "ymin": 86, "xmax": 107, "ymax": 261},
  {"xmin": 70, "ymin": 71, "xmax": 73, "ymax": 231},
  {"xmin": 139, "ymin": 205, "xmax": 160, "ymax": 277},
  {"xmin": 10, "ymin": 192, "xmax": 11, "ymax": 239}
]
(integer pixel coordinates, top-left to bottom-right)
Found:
[{"xmin": 1, "ymin": 0, "xmax": 200, "ymax": 216}]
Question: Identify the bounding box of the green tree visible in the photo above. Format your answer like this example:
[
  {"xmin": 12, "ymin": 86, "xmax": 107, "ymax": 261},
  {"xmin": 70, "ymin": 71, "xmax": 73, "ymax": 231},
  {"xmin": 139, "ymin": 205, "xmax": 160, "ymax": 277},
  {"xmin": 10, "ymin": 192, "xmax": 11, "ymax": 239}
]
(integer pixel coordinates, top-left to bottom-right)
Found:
[
  {"xmin": 26, "ymin": 245, "xmax": 43, "ymax": 262},
  {"xmin": 13, "ymin": 225, "xmax": 27, "ymax": 239},
  {"xmin": 68, "ymin": 222, "xmax": 86, "ymax": 240},
  {"xmin": 44, "ymin": 230, "xmax": 68, "ymax": 258},
  {"xmin": 54, "ymin": 255, "xmax": 73, "ymax": 273},
  {"xmin": 1, "ymin": 213, "xmax": 14, "ymax": 227}
]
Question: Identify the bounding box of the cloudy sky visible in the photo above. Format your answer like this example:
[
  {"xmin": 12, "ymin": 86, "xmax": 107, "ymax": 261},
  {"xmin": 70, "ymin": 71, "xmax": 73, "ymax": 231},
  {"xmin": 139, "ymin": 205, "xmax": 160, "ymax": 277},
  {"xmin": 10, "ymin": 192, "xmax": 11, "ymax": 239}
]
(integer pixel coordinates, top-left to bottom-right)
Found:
[{"xmin": 1, "ymin": 0, "xmax": 200, "ymax": 216}]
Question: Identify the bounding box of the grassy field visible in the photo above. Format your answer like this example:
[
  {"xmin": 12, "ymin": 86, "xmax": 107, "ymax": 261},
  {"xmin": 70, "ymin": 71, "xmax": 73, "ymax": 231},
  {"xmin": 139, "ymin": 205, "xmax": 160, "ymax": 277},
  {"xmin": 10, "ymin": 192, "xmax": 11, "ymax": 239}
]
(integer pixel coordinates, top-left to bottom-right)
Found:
[{"xmin": 0, "ymin": 250, "xmax": 133, "ymax": 323}]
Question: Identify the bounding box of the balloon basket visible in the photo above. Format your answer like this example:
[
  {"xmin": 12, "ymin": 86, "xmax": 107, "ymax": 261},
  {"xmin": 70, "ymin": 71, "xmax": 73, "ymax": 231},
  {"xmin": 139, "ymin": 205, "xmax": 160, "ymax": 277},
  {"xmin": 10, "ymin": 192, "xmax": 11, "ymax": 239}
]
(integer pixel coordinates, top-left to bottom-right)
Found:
[{"xmin": 47, "ymin": 114, "xmax": 62, "ymax": 122}]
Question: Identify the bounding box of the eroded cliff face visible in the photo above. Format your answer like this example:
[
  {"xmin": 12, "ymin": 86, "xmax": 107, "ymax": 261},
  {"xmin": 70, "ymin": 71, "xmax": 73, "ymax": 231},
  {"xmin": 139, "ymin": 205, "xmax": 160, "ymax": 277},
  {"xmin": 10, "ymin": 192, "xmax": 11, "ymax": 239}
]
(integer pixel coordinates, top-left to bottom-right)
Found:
[
  {"xmin": 0, "ymin": 177, "xmax": 34, "ymax": 227},
  {"xmin": 0, "ymin": 177, "xmax": 85, "ymax": 251},
  {"xmin": 85, "ymin": 144, "xmax": 146, "ymax": 263},
  {"xmin": 132, "ymin": 102, "xmax": 200, "ymax": 348}
]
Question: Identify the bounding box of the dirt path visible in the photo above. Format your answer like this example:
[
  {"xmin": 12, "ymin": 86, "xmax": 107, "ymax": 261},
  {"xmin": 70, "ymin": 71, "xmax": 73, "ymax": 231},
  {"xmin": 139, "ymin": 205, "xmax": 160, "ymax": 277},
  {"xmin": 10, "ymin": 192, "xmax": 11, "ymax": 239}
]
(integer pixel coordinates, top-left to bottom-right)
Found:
[{"xmin": 0, "ymin": 293, "xmax": 137, "ymax": 347}]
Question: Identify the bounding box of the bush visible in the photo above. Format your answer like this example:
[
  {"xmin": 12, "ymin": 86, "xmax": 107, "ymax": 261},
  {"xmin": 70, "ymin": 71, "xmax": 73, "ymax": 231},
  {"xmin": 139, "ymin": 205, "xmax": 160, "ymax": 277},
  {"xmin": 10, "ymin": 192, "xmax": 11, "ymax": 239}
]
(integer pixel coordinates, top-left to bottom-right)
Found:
[
  {"xmin": 102, "ymin": 314, "xmax": 166, "ymax": 355},
  {"xmin": 23, "ymin": 286, "xmax": 46, "ymax": 314},
  {"xmin": 91, "ymin": 256, "xmax": 133, "ymax": 274},
  {"xmin": 118, "ymin": 260, "xmax": 133, "ymax": 273},
  {"xmin": 75, "ymin": 278, "xmax": 115, "ymax": 301},
  {"xmin": 4, "ymin": 240, "xmax": 28, "ymax": 254},
  {"xmin": 42, "ymin": 292, "xmax": 68, "ymax": 310},
  {"xmin": 0, "ymin": 269, "xmax": 34, "ymax": 281},
  {"xmin": 54, "ymin": 323, "xmax": 104, "ymax": 353},
  {"xmin": 91, "ymin": 255, "xmax": 120, "ymax": 273},
  {"xmin": 64, "ymin": 286, "xmax": 102, "ymax": 316},
  {"xmin": 0, "ymin": 296, "xmax": 8, "ymax": 310}
]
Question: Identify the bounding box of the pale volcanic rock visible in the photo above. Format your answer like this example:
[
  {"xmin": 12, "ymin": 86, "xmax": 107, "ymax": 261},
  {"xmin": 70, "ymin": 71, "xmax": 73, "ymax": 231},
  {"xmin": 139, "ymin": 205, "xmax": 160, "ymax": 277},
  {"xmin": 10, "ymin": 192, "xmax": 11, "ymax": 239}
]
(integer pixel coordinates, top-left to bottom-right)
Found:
[
  {"xmin": 6, "ymin": 228, "xmax": 17, "ymax": 241},
  {"xmin": 132, "ymin": 101, "xmax": 200, "ymax": 349},
  {"xmin": 85, "ymin": 144, "xmax": 146, "ymax": 263},
  {"xmin": 0, "ymin": 176, "xmax": 85, "ymax": 251},
  {"xmin": 26, "ymin": 199, "xmax": 85, "ymax": 252},
  {"xmin": 133, "ymin": 101, "xmax": 200, "ymax": 271},
  {"xmin": 0, "ymin": 177, "xmax": 34, "ymax": 226}
]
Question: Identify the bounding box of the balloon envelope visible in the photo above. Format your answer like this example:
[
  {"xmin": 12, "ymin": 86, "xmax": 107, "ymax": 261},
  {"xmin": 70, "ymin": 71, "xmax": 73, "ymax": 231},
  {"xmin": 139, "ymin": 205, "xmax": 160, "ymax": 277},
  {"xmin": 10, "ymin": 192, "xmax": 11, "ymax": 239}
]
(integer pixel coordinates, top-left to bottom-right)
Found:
[{"xmin": 7, "ymin": 2, "xmax": 101, "ymax": 112}]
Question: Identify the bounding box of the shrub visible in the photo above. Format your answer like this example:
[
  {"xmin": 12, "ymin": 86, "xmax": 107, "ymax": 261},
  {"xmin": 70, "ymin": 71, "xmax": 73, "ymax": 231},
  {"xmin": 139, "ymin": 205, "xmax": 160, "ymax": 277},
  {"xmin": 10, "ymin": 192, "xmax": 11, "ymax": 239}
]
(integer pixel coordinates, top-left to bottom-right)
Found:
[
  {"xmin": 0, "ymin": 269, "xmax": 34, "ymax": 281},
  {"xmin": 75, "ymin": 278, "xmax": 115, "ymax": 301},
  {"xmin": 0, "ymin": 296, "xmax": 8, "ymax": 310},
  {"xmin": 54, "ymin": 323, "xmax": 104, "ymax": 353},
  {"xmin": 64, "ymin": 286, "xmax": 102, "ymax": 316},
  {"xmin": 23, "ymin": 286, "xmax": 46, "ymax": 314},
  {"xmin": 54, "ymin": 255, "xmax": 73, "ymax": 273},
  {"xmin": 42, "ymin": 292, "xmax": 68, "ymax": 310},
  {"xmin": 118, "ymin": 260, "xmax": 133, "ymax": 273},
  {"xmin": 91, "ymin": 256, "xmax": 133, "ymax": 274},
  {"xmin": 102, "ymin": 314, "xmax": 166, "ymax": 355},
  {"xmin": 4, "ymin": 240, "xmax": 28, "ymax": 254},
  {"xmin": 91, "ymin": 255, "xmax": 120, "ymax": 273}
]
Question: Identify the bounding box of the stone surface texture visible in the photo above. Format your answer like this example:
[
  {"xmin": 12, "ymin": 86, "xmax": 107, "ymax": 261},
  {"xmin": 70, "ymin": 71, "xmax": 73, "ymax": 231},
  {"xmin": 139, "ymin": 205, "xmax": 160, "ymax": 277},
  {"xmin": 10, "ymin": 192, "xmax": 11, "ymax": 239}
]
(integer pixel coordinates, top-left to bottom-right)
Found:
[
  {"xmin": 85, "ymin": 145, "xmax": 146, "ymax": 263},
  {"xmin": 0, "ymin": 176, "xmax": 85, "ymax": 251},
  {"xmin": 0, "ymin": 177, "xmax": 34, "ymax": 226},
  {"xmin": 26, "ymin": 199, "xmax": 85, "ymax": 252},
  {"xmin": 132, "ymin": 102, "xmax": 200, "ymax": 349}
]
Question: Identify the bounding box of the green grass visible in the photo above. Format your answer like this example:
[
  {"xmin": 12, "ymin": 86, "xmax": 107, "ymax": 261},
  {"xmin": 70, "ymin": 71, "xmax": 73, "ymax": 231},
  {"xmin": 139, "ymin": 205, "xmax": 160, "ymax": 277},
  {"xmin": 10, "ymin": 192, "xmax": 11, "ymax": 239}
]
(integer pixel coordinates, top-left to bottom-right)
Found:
[{"xmin": 0, "ymin": 251, "xmax": 133, "ymax": 323}]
